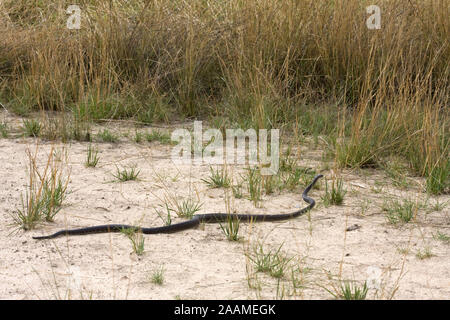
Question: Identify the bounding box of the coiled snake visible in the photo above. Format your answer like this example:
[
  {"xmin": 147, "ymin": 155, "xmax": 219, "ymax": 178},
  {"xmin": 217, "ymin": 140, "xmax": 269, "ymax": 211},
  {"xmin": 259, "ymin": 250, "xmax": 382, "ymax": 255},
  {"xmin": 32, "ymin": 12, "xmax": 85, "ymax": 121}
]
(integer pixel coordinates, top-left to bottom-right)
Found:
[{"xmin": 33, "ymin": 174, "xmax": 323, "ymax": 240}]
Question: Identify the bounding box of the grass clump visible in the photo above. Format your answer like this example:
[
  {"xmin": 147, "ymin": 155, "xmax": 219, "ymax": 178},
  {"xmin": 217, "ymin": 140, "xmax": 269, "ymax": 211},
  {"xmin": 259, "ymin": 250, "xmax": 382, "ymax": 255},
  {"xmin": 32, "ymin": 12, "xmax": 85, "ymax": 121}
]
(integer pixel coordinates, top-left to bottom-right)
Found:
[
  {"xmin": 219, "ymin": 215, "xmax": 240, "ymax": 241},
  {"xmin": 382, "ymin": 199, "xmax": 423, "ymax": 225},
  {"xmin": 415, "ymin": 247, "xmax": 434, "ymax": 260},
  {"xmin": 12, "ymin": 147, "xmax": 69, "ymax": 229},
  {"xmin": 22, "ymin": 119, "xmax": 41, "ymax": 137},
  {"xmin": 145, "ymin": 130, "xmax": 172, "ymax": 145},
  {"xmin": 433, "ymin": 232, "xmax": 450, "ymax": 244},
  {"xmin": 121, "ymin": 227, "xmax": 145, "ymax": 256},
  {"xmin": 85, "ymin": 144, "xmax": 99, "ymax": 168},
  {"xmin": 173, "ymin": 198, "xmax": 202, "ymax": 218},
  {"xmin": 98, "ymin": 129, "xmax": 118, "ymax": 143},
  {"xmin": 134, "ymin": 130, "xmax": 143, "ymax": 143},
  {"xmin": 426, "ymin": 161, "xmax": 449, "ymax": 195},
  {"xmin": 41, "ymin": 172, "xmax": 69, "ymax": 222},
  {"xmin": 321, "ymin": 177, "xmax": 346, "ymax": 207},
  {"xmin": 243, "ymin": 167, "xmax": 262, "ymax": 207},
  {"xmin": 325, "ymin": 281, "xmax": 369, "ymax": 300},
  {"xmin": 202, "ymin": 166, "xmax": 231, "ymax": 189},
  {"xmin": 247, "ymin": 242, "xmax": 292, "ymax": 279},
  {"xmin": 0, "ymin": 121, "xmax": 8, "ymax": 138},
  {"xmin": 232, "ymin": 182, "xmax": 243, "ymax": 199},
  {"xmin": 14, "ymin": 191, "xmax": 46, "ymax": 230},
  {"xmin": 155, "ymin": 203, "xmax": 173, "ymax": 226},
  {"xmin": 112, "ymin": 166, "xmax": 140, "ymax": 182},
  {"xmin": 150, "ymin": 266, "xmax": 165, "ymax": 285}
]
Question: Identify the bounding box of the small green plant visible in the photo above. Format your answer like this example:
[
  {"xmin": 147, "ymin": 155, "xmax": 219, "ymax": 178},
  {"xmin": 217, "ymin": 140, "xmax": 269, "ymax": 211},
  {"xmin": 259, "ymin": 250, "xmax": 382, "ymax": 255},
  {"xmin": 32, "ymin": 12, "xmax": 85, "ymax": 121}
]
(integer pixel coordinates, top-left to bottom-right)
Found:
[
  {"xmin": 280, "ymin": 148, "xmax": 297, "ymax": 172},
  {"xmin": 150, "ymin": 266, "xmax": 165, "ymax": 285},
  {"xmin": 41, "ymin": 172, "xmax": 69, "ymax": 222},
  {"xmin": 173, "ymin": 198, "xmax": 202, "ymax": 218},
  {"xmin": 337, "ymin": 281, "xmax": 369, "ymax": 300},
  {"xmin": 155, "ymin": 203, "xmax": 173, "ymax": 226},
  {"xmin": 112, "ymin": 166, "xmax": 140, "ymax": 182},
  {"xmin": 243, "ymin": 167, "xmax": 262, "ymax": 207},
  {"xmin": 201, "ymin": 166, "xmax": 231, "ymax": 188},
  {"xmin": 13, "ymin": 191, "xmax": 45, "ymax": 230},
  {"xmin": 232, "ymin": 182, "xmax": 243, "ymax": 199},
  {"xmin": 322, "ymin": 274, "xmax": 369, "ymax": 300},
  {"xmin": 134, "ymin": 130, "xmax": 143, "ymax": 143},
  {"xmin": 145, "ymin": 130, "xmax": 172, "ymax": 144},
  {"xmin": 371, "ymin": 180, "xmax": 384, "ymax": 194},
  {"xmin": 264, "ymin": 174, "xmax": 283, "ymax": 194},
  {"xmin": 336, "ymin": 136, "xmax": 378, "ymax": 169},
  {"xmin": 22, "ymin": 119, "xmax": 41, "ymax": 137},
  {"xmin": 382, "ymin": 199, "xmax": 421, "ymax": 224},
  {"xmin": 219, "ymin": 215, "xmax": 240, "ymax": 241},
  {"xmin": 416, "ymin": 247, "xmax": 433, "ymax": 260},
  {"xmin": 98, "ymin": 129, "xmax": 118, "ymax": 143},
  {"xmin": 321, "ymin": 177, "xmax": 346, "ymax": 206},
  {"xmin": 281, "ymin": 167, "xmax": 316, "ymax": 191},
  {"xmin": 121, "ymin": 227, "xmax": 145, "ymax": 256},
  {"xmin": 85, "ymin": 144, "xmax": 99, "ymax": 167},
  {"xmin": 247, "ymin": 242, "xmax": 292, "ymax": 279},
  {"xmin": 358, "ymin": 199, "xmax": 372, "ymax": 215},
  {"xmin": 397, "ymin": 247, "xmax": 410, "ymax": 255},
  {"xmin": 0, "ymin": 121, "xmax": 8, "ymax": 138},
  {"xmin": 433, "ymin": 231, "xmax": 449, "ymax": 243},
  {"xmin": 426, "ymin": 161, "xmax": 449, "ymax": 195},
  {"xmin": 429, "ymin": 199, "xmax": 448, "ymax": 212},
  {"xmin": 382, "ymin": 159, "xmax": 410, "ymax": 189}
]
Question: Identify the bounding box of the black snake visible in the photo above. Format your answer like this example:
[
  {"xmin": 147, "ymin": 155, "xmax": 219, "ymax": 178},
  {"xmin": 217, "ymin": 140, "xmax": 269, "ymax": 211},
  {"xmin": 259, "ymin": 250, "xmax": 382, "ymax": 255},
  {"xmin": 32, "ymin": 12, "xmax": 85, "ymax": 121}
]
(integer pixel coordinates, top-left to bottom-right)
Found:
[{"xmin": 33, "ymin": 174, "xmax": 323, "ymax": 240}]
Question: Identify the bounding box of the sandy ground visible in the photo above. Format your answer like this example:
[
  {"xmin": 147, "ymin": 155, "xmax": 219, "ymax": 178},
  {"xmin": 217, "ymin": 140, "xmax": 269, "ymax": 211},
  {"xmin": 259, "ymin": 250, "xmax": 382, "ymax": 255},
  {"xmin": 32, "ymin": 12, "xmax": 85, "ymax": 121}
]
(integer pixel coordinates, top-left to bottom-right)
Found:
[{"xmin": 0, "ymin": 111, "xmax": 449, "ymax": 300}]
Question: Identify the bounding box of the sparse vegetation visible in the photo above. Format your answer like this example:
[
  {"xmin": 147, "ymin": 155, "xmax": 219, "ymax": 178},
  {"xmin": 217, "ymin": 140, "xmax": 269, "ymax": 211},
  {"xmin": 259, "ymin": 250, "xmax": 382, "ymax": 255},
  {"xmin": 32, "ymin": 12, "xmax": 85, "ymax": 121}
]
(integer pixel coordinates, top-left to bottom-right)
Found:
[
  {"xmin": 243, "ymin": 167, "xmax": 262, "ymax": 207},
  {"xmin": 112, "ymin": 166, "xmax": 140, "ymax": 182},
  {"xmin": 426, "ymin": 162, "xmax": 449, "ymax": 195},
  {"xmin": 247, "ymin": 242, "xmax": 292, "ymax": 279},
  {"xmin": 0, "ymin": 121, "xmax": 8, "ymax": 138},
  {"xmin": 433, "ymin": 232, "xmax": 450, "ymax": 244},
  {"xmin": 150, "ymin": 266, "xmax": 165, "ymax": 285},
  {"xmin": 325, "ymin": 281, "xmax": 369, "ymax": 300},
  {"xmin": 232, "ymin": 182, "xmax": 243, "ymax": 199},
  {"xmin": 202, "ymin": 166, "xmax": 231, "ymax": 189},
  {"xmin": 145, "ymin": 130, "xmax": 172, "ymax": 145},
  {"xmin": 134, "ymin": 130, "xmax": 143, "ymax": 143},
  {"xmin": 173, "ymin": 198, "xmax": 202, "ymax": 218},
  {"xmin": 416, "ymin": 247, "xmax": 434, "ymax": 260},
  {"xmin": 321, "ymin": 177, "xmax": 346, "ymax": 207},
  {"xmin": 219, "ymin": 215, "xmax": 240, "ymax": 241},
  {"xmin": 98, "ymin": 129, "xmax": 118, "ymax": 143},
  {"xmin": 85, "ymin": 144, "xmax": 99, "ymax": 168},
  {"xmin": 155, "ymin": 203, "xmax": 173, "ymax": 226},
  {"xmin": 22, "ymin": 119, "xmax": 41, "ymax": 137},
  {"xmin": 382, "ymin": 199, "xmax": 422, "ymax": 225},
  {"xmin": 12, "ymin": 147, "xmax": 69, "ymax": 229},
  {"xmin": 121, "ymin": 227, "xmax": 145, "ymax": 256}
]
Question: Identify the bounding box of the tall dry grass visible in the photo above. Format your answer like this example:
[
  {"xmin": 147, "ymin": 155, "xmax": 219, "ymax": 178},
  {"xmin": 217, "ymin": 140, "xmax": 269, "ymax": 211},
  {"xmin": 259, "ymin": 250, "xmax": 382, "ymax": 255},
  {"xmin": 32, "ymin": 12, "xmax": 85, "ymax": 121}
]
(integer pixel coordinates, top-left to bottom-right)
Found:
[{"xmin": 0, "ymin": 0, "xmax": 448, "ymax": 193}]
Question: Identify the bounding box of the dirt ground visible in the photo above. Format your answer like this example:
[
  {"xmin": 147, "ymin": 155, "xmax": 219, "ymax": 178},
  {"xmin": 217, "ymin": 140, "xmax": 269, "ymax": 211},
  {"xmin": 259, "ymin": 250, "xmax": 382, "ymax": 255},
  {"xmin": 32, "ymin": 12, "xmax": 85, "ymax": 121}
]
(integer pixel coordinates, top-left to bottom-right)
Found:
[{"xmin": 0, "ymin": 110, "xmax": 449, "ymax": 300}]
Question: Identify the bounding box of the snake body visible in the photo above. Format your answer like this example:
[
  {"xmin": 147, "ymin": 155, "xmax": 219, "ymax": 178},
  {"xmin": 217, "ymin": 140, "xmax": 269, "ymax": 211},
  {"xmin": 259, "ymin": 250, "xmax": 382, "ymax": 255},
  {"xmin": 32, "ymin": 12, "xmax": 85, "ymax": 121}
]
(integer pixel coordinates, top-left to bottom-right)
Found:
[{"xmin": 33, "ymin": 174, "xmax": 323, "ymax": 240}]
